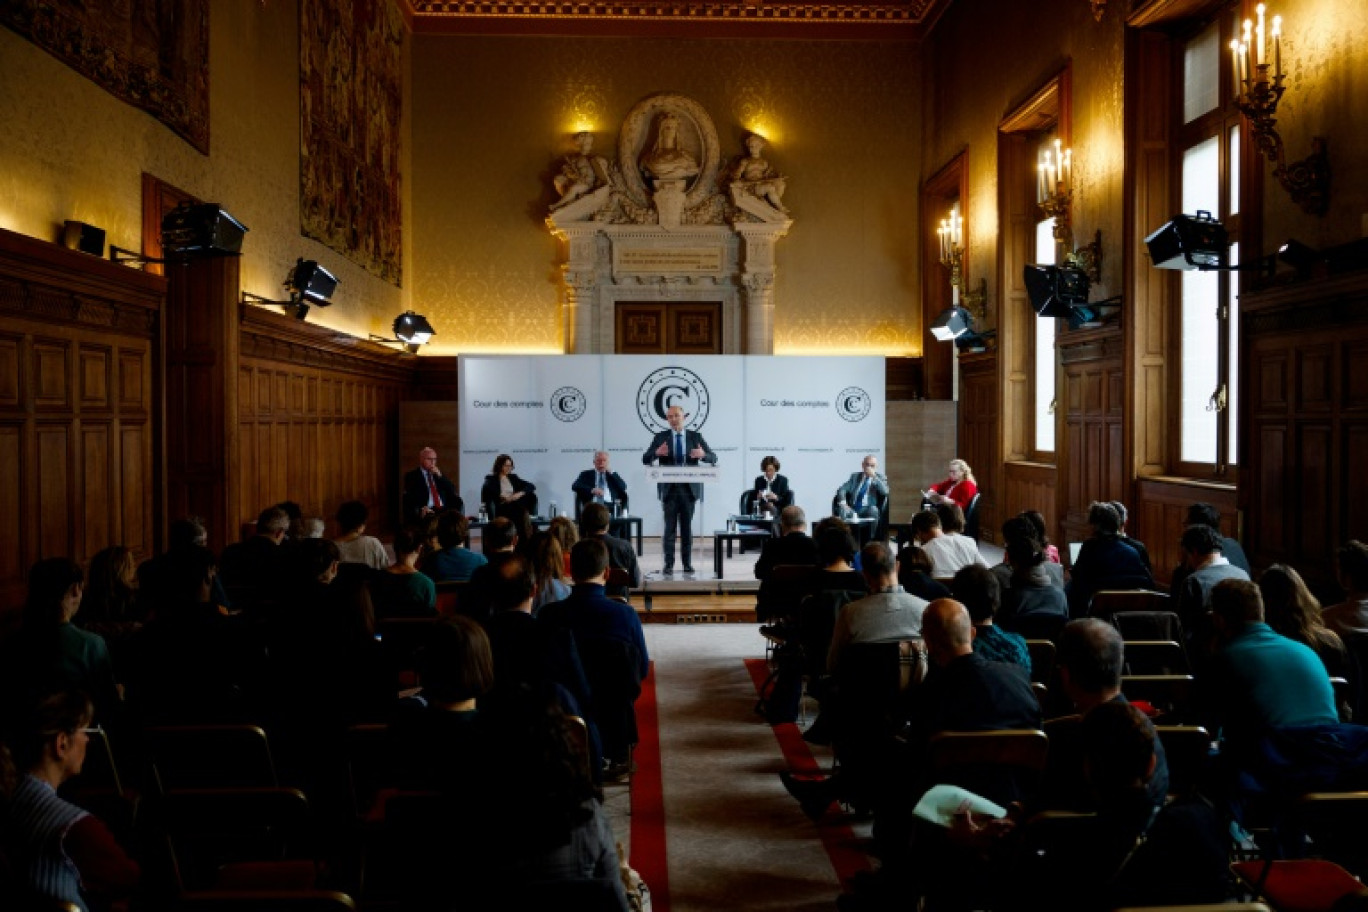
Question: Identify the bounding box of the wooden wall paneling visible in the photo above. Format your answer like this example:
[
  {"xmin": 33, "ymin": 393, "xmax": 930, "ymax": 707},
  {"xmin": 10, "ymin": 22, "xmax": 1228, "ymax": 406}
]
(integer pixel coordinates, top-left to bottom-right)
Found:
[
  {"xmin": 1058, "ymin": 329, "xmax": 1124, "ymax": 544},
  {"xmin": 0, "ymin": 228, "xmax": 162, "ymax": 619},
  {"xmin": 1296, "ymin": 423, "xmax": 1334, "ymax": 578},
  {"xmin": 1001, "ymin": 461, "xmax": 1058, "ymax": 539},
  {"xmin": 1134, "ymin": 477, "xmax": 1239, "ymax": 587},
  {"xmin": 958, "ymin": 352, "xmax": 1000, "ymax": 541},
  {"xmin": 1346, "ymin": 422, "xmax": 1368, "ymax": 547}
]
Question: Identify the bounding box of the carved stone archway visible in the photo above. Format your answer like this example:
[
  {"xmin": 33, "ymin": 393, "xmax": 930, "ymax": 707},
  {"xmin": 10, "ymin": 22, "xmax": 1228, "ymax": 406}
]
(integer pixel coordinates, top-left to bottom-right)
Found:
[{"xmin": 546, "ymin": 93, "xmax": 792, "ymax": 354}]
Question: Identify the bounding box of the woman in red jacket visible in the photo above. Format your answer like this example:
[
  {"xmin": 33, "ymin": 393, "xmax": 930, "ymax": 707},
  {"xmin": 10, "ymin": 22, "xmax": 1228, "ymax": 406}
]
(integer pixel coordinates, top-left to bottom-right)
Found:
[{"xmin": 926, "ymin": 458, "xmax": 979, "ymax": 513}]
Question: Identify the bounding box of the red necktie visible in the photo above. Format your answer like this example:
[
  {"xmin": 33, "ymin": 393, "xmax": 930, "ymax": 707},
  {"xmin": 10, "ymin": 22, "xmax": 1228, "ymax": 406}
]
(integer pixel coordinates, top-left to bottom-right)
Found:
[{"xmin": 427, "ymin": 472, "xmax": 442, "ymax": 509}]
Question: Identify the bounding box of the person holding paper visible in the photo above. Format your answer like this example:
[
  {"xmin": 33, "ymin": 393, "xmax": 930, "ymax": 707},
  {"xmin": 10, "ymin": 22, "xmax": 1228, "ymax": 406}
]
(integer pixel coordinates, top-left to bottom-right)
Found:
[
  {"xmin": 641, "ymin": 404, "xmax": 716, "ymax": 578},
  {"xmin": 837, "ymin": 455, "xmax": 889, "ymax": 537}
]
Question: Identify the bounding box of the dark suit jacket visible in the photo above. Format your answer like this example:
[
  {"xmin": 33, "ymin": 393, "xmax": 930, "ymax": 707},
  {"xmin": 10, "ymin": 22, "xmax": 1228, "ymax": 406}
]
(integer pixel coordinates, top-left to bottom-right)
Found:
[
  {"xmin": 837, "ymin": 471, "xmax": 889, "ymax": 514},
  {"xmin": 402, "ymin": 467, "xmax": 462, "ymax": 523},
  {"xmin": 1067, "ymin": 535, "xmax": 1156, "ymax": 616},
  {"xmin": 572, "ymin": 469, "xmax": 629, "ymax": 513},
  {"xmin": 480, "ymin": 473, "xmax": 536, "ymax": 518},
  {"xmin": 754, "ymin": 531, "xmax": 819, "ymax": 581},
  {"xmin": 751, "ymin": 474, "xmax": 793, "ymax": 512},
  {"xmin": 641, "ymin": 428, "xmax": 717, "ymax": 500},
  {"xmin": 598, "ymin": 532, "xmax": 642, "ymax": 596}
]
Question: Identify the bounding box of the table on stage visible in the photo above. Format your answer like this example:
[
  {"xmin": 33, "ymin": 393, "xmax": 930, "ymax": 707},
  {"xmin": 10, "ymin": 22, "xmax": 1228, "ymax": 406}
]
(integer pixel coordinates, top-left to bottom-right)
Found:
[{"xmin": 713, "ymin": 529, "xmax": 775, "ymax": 579}]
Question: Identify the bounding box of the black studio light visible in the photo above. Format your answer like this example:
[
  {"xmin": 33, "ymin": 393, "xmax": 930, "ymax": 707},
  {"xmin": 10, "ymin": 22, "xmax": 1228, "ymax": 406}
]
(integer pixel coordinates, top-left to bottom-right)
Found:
[
  {"xmin": 1023, "ymin": 263, "xmax": 1118, "ymax": 330},
  {"xmin": 930, "ymin": 305, "xmax": 994, "ymax": 351},
  {"xmin": 1144, "ymin": 211, "xmax": 1228, "ymax": 270},
  {"xmin": 160, "ymin": 202, "xmax": 248, "ymax": 256},
  {"xmin": 393, "ymin": 311, "xmax": 435, "ymax": 353},
  {"xmin": 285, "ymin": 259, "xmax": 339, "ymax": 306}
]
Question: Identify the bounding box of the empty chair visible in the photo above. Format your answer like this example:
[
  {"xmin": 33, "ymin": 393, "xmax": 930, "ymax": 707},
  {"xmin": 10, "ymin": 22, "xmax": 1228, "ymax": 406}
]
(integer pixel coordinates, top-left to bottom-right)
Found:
[
  {"xmin": 145, "ymin": 725, "xmax": 277, "ymax": 792},
  {"xmin": 1089, "ymin": 590, "xmax": 1171, "ymax": 622},
  {"xmin": 1113, "ymin": 610, "xmax": 1185, "ymax": 644},
  {"xmin": 1231, "ymin": 792, "xmax": 1368, "ymax": 912},
  {"xmin": 1123, "ymin": 640, "xmax": 1190, "ymax": 676},
  {"xmin": 1023, "ymin": 640, "xmax": 1056, "ymax": 685}
]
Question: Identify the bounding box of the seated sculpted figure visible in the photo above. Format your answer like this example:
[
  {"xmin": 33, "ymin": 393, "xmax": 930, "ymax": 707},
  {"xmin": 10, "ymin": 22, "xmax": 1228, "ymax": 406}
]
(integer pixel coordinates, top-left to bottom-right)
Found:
[
  {"xmin": 729, "ymin": 133, "xmax": 788, "ymax": 212},
  {"xmin": 641, "ymin": 112, "xmax": 699, "ymax": 185},
  {"xmin": 551, "ymin": 131, "xmax": 609, "ymax": 211}
]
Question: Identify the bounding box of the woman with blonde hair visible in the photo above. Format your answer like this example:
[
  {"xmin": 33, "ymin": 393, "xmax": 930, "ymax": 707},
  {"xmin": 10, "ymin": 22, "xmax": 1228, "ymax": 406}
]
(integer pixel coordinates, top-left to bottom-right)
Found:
[
  {"xmin": 1259, "ymin": 563, "xmax": 1350, "ymax": 682},
  {"xmin": 926, "ymin": 458, "xmax": 978, "ymax": 512}
]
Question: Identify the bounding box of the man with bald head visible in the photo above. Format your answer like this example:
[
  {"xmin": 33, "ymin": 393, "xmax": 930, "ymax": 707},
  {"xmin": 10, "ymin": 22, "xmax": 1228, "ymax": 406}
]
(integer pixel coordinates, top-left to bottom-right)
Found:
[
  {"xmin": 402, "ymin": 446, "xmax": 463, "ymax": 524},
  {"xmin": 572, "ymin": 450, "xmax": 628, "ymax": 517}
]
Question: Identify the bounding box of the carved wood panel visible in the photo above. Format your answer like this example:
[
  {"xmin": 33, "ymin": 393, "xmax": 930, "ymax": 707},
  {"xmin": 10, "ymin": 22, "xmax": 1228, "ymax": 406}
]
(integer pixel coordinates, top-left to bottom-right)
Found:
[
  {"xmin": 614, "ymin": 302, "xmax": 722, "ymax": 354},
  {"xmin": 0, "ymin": 228, "xmax": 161, "ymax": 621},
  {"xmin": 1058, "ymin": 329, "xmax": 1125, "ymax": 544},
  {"xmin": 958, "ymin": 351, "xmax": 999, "ymax": 542}
]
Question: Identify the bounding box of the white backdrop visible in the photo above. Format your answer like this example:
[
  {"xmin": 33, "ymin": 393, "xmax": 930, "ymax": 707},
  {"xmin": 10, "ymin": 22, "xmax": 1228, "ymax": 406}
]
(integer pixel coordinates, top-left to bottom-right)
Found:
[{"xmin": 458, "ymin": 356, "xmax": 885, "ymax": 537}]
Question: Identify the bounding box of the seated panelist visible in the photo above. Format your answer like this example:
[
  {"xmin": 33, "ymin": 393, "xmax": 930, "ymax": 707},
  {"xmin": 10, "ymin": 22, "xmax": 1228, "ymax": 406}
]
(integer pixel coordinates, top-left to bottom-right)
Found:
[
  {"xmin": 837, "ymin": 454, "xmax": 888, "ymax": 521},
  {"xmin": 924, "ymin": 458, "xmax": 978, "ymax": 513},
  {"xmin": 751, "ymin": 456, "xmax": 792, "ymax": 516},
  {"xmin": 573, "ymin": 450, "xmax": 628, "ymax": 515},
  {"xmin": 481, "ymin": 454, "xmax": 538, "ymax": 525}
]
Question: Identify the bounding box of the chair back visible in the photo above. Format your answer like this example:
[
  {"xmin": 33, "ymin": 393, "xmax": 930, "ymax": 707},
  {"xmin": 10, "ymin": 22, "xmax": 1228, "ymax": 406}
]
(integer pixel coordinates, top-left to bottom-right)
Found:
[
  {"xmin": 1112, "ymin": 610, "xmax": 1185, "ymax": 643},
  {"xmin": 1010, "ymin": 613, "xmax": 1068, "ymax": 642},
  {"xmin": 1024, "ymin": 640, "xmax": 1056, "ymax": 684},
  {"xmin": 1089, "ymin": 589, "xmax": 1171, "ymax": 621},
  {"xmin": 1293, "ymin": 791, "xmax": 1368, "ymax": 875},
  {"xmin": 433, "ymin": 579, "xmax": 466, "ymax": 617},
  {"xmin": 344, "ymin": 723, "xmax": 392, "ymax": 819},
  {"xmin": 1154, "ymin": 725, "xmax": 1211, "ymax": 799},
  {"xmin": 1122, "ymin": 640, "xmax": 1190, "ymax": 675},
  {"xmin": 577, "ymin": 638, "xmax": 643, "ymax": 761},
  {"xmin": 762, "ymin": 564, "xmax": 818, "ymax": 624},
  {"xmin": 964, "ymin": 492, "xmax": 982, "ymax": 541},
  {"xmin": 159, "ymin": 787, "xmax": 314, "ymax": 891},
  {"xmin": 565, "ymin": 715, "xmax": 593, "ymax": 780},
  {"xmin": 927, "ymin": 729, "xmax": 1050, "ymax": 805},
  {"xmin": 1121, "ymin": 675, "xmax": 1196, "ymax": 723},
  {"xmin": 145, "ymin": 724, "xmax": 277, "ymax": 791},
  {"xmin": 606, "ymin": 566, "xmax": 635, "ymax": 591}
]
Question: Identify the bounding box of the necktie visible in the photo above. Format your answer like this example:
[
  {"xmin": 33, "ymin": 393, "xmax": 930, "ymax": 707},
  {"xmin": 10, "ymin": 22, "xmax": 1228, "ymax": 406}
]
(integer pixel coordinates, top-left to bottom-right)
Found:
[
  {"xmin": 427, "ymin": 471, "xmax": 442, "ymax": 509},
  {"xmin": 596, "ymin": 472, "xmax": 606, "ymax": 502},
  {"xmin": 675, "ymin": 433, "xmax": 684, "ymax": 464},
  {"xmin": 855, "ymin": 478, "xmax": 869, "ymax": 509}
]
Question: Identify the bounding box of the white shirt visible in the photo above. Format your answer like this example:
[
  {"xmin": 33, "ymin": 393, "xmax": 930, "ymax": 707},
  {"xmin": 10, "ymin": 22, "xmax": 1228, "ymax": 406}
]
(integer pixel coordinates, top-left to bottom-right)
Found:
[{"xmin": 921, "ymin": 533, "xmax": 988, "ymax": 578}]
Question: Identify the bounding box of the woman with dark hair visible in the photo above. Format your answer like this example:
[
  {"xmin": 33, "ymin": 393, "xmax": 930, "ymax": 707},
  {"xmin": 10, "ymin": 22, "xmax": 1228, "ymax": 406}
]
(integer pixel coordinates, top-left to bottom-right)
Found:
[
  {"xmin": 813, "ymin": 521, "xmax": 864, "ymax": 590},
  {"xmin": 752, "ymin": 455, "xmax": 792, "ymax": 516},
  {"xmin": 1260, "ymin": 564, "xmax": 1350, "ymax": 682},
  {"xmin": 481, "ymin": 454, "xmax": 538, "ymax": 527},
  {"xmin": 73, "ymin": 546, "xmax": 143, "ymax": 673},
  {"xmin": 0, "ymin": 691, "xmax": 139, "ymax": 911},
  {"xmin": 548, "ymin": 516, "xmax": 579, "ymax": 578},
  {"xmin": 897, "ymin": 546, "xmax": 951, "ymax": 603},
  {"xmin": 531, "ymin": 532, "xmax": 570, "ymax": 612},
  {"xmin": 333, "ymin": 500, "xmax": 388, "ymax": 570},
  {"xmin": 998, "ymin": 536, "xmax": 1070, "ymax": 635},
  {"xmin": 1, "ymin": 559, "xmax": 120, "ymax": 726},
  {"xmin": 1020, "ymin": 510, "xmax": 1061, "ymax": 565}
]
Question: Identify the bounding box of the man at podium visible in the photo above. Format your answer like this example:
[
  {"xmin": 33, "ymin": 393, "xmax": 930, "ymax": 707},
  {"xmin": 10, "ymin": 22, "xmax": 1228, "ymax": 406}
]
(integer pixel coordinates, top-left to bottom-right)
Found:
[{"xmin": 642, "ymin": 405, "xmax": 717, "ymax": 578}]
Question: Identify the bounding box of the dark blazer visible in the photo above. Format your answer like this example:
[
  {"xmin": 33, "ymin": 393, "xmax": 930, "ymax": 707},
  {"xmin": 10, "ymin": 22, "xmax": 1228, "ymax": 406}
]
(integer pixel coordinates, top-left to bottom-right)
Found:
[
  {"xmin": 402, "ymin": 467, "xmax": 462, "ymax": 523},
  {"xmin": 598, "ymin": 532, "xmax": 642, "ymax": 596},
  {"xmin": 1067, "ymin": 535, "xmax": 1156, "ymax": 616},
  {"xmin": 641, "ymin": 428, "xmax": 717, "ymax": 500},
  {"xmin": 754, "ymin": 531, "xmax": 819, "ymax": 582},
  {"xmin": 751, "ymin": 474, "xmax": 793, "ymax": 512},
  {"xmin": 480, "ymin": 473, "xmax": 536, "ymax": 517},
  {"xmin": 837, "ymin": 471, "xmax": 889, "ymax": 514},
  {"xmin": 572, "ymin": 469, "xmax": 629, "ymax": 513}
]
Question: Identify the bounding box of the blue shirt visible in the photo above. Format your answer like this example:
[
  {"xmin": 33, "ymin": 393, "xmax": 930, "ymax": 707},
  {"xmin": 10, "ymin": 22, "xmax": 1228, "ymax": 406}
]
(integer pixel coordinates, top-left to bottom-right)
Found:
[
  {"xmin": 972, "ymin": 624, "xmax": 1031, "ymax": 675},
  {"xmin": 426, "ymin": 546, "xmax": 488, "ymax": 582},
  {"xmin": 1215, "ymin": 622, "xmax": 1338, "ymax": 738}
]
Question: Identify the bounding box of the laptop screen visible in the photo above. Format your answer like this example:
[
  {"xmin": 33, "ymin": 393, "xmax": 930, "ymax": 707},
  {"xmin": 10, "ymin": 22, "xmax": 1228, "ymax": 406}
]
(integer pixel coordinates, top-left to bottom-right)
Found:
[{"xmin": 1067, "ymin": 541, "xmax": 1083, "ymax": 566}]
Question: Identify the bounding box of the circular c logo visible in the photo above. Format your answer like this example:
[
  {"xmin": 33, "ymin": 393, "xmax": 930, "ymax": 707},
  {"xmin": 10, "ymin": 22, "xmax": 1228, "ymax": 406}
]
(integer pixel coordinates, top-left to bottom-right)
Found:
[
  {"xmin": 637, "ymin": 367, "xmax": 710, "ymax": 432},
  {"xmin": 549, "ymin": 386, "xmax": 587, "ymax": 422},
  {"xmin": 836, "ymin": 386, "xmax": 872, "ymax": 422}
]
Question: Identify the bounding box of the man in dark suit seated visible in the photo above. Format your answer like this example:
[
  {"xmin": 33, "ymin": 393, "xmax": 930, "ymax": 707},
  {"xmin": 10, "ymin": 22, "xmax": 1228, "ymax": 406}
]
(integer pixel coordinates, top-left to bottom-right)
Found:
[
  {"xmin": 218, "ymin": 505, "xmax": 290, "ymax": 605},
  {"xmin": 578, "ymin": 502, "xmax": 641, "ymax": 598},
  {"xmin": 572, "ymin": 451, "xmax": 629, "ymax": 517},
  {"xmin": 402, "ymin": 446, "xmax": 463, "ymax": 524},
  {"xmin": 836, "ymin": 454, "xmax": 889, "ymax": 542},
  {"xmin": 754, "ymin": 506, "xmax": 819, "ymax": 622}
]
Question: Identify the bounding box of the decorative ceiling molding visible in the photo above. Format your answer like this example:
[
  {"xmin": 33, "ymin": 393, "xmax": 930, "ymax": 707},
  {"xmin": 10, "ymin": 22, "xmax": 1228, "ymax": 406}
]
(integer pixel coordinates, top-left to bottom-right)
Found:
[{"xmin": 404, "ymin": 0, "xmax": 950, "ymax": 39}]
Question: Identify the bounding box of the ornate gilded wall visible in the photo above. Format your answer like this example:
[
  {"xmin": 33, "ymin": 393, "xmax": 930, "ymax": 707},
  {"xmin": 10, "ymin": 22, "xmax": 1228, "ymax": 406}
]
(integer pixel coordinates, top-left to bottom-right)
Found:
[
  {"xmin": 410, "ymin": 35, "xmax": 923, "ymax": 355},
  {"xmin": 0, "ymin": 3, "xmax": 409, "ymax": 340}
]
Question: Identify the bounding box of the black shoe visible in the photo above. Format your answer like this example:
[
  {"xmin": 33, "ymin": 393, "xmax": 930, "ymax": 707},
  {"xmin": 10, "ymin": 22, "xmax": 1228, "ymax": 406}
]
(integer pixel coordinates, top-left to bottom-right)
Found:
[
  {"xmin": 661, "ymin": 567, "xmax": 674, "ymax": 577},
  {"xmin": 780, "ymin": 770, "xmax": 839, "ymax": 821},
  {"xmin": 682, "ymin": 569, "xmax": 697, "ymax": 580}
]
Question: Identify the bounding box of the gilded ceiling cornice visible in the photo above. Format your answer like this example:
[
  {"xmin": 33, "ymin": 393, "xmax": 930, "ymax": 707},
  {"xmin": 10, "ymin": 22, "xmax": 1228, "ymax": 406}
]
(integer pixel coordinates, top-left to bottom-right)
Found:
[{"xmin": 404, "ymin": 0, "xmax": 949, "ymax": 38}]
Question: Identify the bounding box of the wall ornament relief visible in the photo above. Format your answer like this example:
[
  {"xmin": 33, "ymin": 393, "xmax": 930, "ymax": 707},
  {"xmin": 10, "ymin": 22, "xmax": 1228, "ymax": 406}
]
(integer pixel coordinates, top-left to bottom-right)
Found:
[{"xmin": 546, "ymin": 93, "xmax": 792, "ymax": 354}]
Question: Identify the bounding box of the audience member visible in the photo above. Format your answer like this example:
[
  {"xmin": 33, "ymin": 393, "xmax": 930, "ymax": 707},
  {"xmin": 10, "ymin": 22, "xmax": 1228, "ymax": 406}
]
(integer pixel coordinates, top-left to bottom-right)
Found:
[
  {"xmin": 0, "ymin": 558, "xmax": 120, "ymax": 727},
  {"xmin": 754, "ymin": 505, "xmax": 819, "ymax": 620},
  {"xmin": 1323, "ymin": 540, "xmax": 1368, "ymax": 638},
  {"xmin": 1169, "ymin": 502, "xmax": 1251, "ymax": 595},
  {"xmin": 994, "ymin": 517, "xmax": 1065, "ymax": 593},
  {"xmin": 910, "ymin": 509, "xmax": 985, "ymax": 578},
  {"xmin": 0, "ymin": 691, "xmax": 139, "ymax": 910},
  {"xmin": 997, "ymin": 536, "xmax": 1070, "ymax": 638},
  {"xmin": 1020, "ymin": 510, "xmax": 1061, "ymax": 564},
  {"xmin": 462, "ymin": 517, "xmax": 521, "ymax": 624},
  {"xmin": 813, "ymin": 522, "xmax": 865, "ymax": 589},
  {"xmin": 1259, "ymin": 563, "xmax": 1350, "ymax": 683},
  {"xmin": 951, "ymin": 564, "xmax": 1029, "ymax": 674},
  {"xmin": 423, "ymin": 512, "xmax": 487, "ymax": 583},
  {"xmin": 827, "ymin": 542, "xmax": 927, "ymax": 672},
  {"xmin": 218, "ymin": 505, "xmax": 289, "ymax": 598},
  {"xmin": 530, "ymin": 532, "xmax": 571, "ymax": 611},
  {"xmin": 579, "ymin": 502, "xmax": 641, "ymax": 598},
  {"xmin": 1109, "ymin": 500, "xmax": 1151, "ymax": 572},
  {"xmin": 548, "ymin": 515, "xmax": 579, "ymax": 577},
  {"xmin": 333, "ymin": 500, "xmax": 388, "ymax": 570},
  {"xmin": 1066, "ymin": 502, "xmax": 1155, "ymax": 617},
  {"xmin": 277, "ymin": 500, "xmax": 305, "ymax": 540},
  {"xmin": 73, "ymin": 545, "xmax": 143, "ymax": 673},
  {"xmin": 370, "ymin": 528, "xmax": 438, "ymax": 619},
  {"xmin": 1175, "ymin": 523, "xmax": 1250, "ymax": 647},
  {"xmin": 896, "ymin": 546, "xmax": 950, "ymax": 603}
]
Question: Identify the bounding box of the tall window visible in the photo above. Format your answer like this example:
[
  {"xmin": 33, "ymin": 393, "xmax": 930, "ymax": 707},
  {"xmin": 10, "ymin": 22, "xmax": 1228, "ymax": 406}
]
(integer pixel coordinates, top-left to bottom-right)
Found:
[
  {"xmin": 1176, "ymin": 16, "xmax": 1241, "ymax": 475},
  {"xmin": 1034, "ymin": 203, "xmax": 1057, "ymax": 454}
]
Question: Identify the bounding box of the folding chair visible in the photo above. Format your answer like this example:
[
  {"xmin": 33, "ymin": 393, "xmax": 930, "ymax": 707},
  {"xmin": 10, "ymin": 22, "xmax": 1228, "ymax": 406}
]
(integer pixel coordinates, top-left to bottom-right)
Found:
[
  {"xmin": 1090, "ymin": 590, "xmax": 1172, "ymax": 622},
  {"xmin": 1154, "ymin": 725, "xmax": 1211, "ymax": 799},
  {"xmin": 145, "ymin": 725, "xmax": 278, "ymax": 792},
  {"xmin": 928, "ymin": 729, "xmax": 1050, "ymax": 805},
  {"xmin": 433, "ymin": 579, "xmax": 466, "ymax": 617},
  {"xmin": 1232, "ymin": 792, "xmax": 1368, "ymax": 911},
  {"xmin": 61, "ymin": 725, "xmax": 139, "ymax": 833},
  {"xmin": 1123, "ymin": 640, "xmax": 1190, "ymax": 675},
  {"xmin": 159, "ymin": 787, "xmax": 318, "ymax": 893},
  {"xmin": 1024, "ymin": 639, "xmax": 1056, "ymax": 684},
  {"xmin": 1121, "ymin": 675, "xmax": 1197, "ymax": 723},
  {"xmin": 1113, "ymin": 610, "xmax": 1185, "ymax": 643}
]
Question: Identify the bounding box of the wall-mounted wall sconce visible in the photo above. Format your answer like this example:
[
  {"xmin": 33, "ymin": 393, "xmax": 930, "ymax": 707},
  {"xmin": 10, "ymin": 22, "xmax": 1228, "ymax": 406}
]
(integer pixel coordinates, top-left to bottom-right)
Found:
[
  {"xmin": 1229, "ymin": 5, "xmax": 1329, "ymax": 215},
  {"xmin": 1037, "ymin": 138, "xmax": 1073, "ymax": 249},
  {"xmin": 241, "ymin": 258, "xmax": 338, "ymax": 322},
  {"xmin": 936, "ymin": 208, "xmax": 990, "ymax": 324},
  {"xmin": 371, "ymin": 311, "xmax": 436, "ymax": 354},
  {"xmin": 1064, "ymin": 229, "xmax": 1104, "ymax": 284}
]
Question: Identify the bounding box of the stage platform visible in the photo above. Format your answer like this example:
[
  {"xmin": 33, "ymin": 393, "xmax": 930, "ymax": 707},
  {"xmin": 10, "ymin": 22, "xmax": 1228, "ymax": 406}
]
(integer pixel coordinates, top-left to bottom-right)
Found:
[{"xmin": 628, "ymin": 535, "xmax": 761, "ymax": 623}]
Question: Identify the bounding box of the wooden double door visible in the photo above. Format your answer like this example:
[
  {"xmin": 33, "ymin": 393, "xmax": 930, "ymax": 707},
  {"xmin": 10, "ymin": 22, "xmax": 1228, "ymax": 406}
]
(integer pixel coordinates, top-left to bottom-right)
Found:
[{"xmin": 615, "ymin": 302, "xmax": 721, "ymax": 354}]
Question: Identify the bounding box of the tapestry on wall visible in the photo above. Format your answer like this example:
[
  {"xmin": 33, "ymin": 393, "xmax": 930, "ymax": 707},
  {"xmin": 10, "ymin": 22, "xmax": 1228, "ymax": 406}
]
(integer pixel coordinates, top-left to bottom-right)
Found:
[
  {"xmin": 0, "ymin": 1, "xmax": 210, "ymax": 154},
  {"xmin": 299, "ymin": 0, "xmax": 404, "ymax": 286}
]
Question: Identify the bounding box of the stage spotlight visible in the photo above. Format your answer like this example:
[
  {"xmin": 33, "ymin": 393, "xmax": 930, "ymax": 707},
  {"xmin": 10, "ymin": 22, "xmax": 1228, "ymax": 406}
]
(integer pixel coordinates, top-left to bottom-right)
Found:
[
  {"xmin": 160, "ymin": 202, "xmax": 248, "ymax": 256},
  {"xmin": 285, "ymin": 259, "xmax": 339, "ymax": 306},
  {"xmin": 1277, "ymin": 238, "xmax": 1322, "ymax": 278},
  {"xmin": 930, "ymin": 306, "xmax": 972, "ymax": 341},
  {"xmin": 393, "ymin": 311, "xmax": 435, "ymax": 353},
  {"xmin": 1024, "ymin": 264, "xmax": 1090, "ymax": 318},
  {"xmin": 1144, "ymin": 211, "xmax": 1227, "ymax": 270}
]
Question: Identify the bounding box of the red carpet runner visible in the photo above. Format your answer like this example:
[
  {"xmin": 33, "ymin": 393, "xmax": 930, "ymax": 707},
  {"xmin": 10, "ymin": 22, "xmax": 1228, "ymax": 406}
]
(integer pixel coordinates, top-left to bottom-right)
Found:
[
  {"xmin": 744, "ymin": 657, "xmax": 872, "ymax": 886},
  {"xmin": 630, "ymin": 662, "xmax": 670, "ymax": 912}
]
